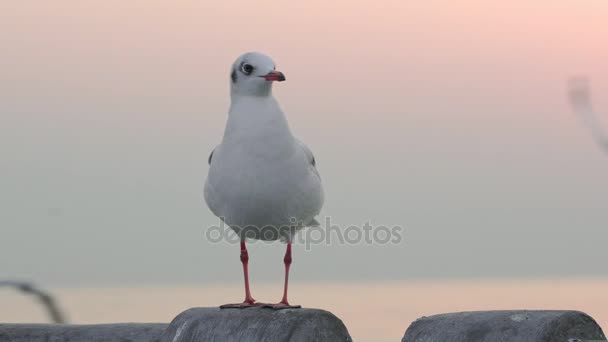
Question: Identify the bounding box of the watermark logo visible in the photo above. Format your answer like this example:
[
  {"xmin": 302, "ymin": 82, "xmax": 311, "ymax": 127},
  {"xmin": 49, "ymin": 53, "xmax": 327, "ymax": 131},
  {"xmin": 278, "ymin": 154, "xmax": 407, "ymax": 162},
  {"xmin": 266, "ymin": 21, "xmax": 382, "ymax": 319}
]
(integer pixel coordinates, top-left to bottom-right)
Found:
[{"xmin": 205, "ymin": 217, "xmax": 404, "ymax": 251}]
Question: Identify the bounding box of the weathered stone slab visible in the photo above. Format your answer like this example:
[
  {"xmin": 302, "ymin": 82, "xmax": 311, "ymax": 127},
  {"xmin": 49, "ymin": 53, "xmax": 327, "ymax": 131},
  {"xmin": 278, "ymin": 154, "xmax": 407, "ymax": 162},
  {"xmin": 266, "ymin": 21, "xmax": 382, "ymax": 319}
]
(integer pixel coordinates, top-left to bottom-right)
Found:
[
  {"xmin": 161, "ymin": 307, "xmax": 352, "ymax": 342},
  {"xmin": 402, "ymin": 310, "xmax": 606, "ymax": 342},
  {"xmin": 0, "ymin": 323, "xmax": 168, "ymax": 342}
]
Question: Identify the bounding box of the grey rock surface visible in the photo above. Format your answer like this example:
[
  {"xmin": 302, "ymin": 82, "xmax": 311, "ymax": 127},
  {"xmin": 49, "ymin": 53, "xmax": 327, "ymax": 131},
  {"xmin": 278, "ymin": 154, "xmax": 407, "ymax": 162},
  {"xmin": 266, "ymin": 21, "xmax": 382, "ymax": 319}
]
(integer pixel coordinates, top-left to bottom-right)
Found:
[
  {"xmin": 402, "ymin": 310, "xmax": 607, "ymax": 342},
  {"xmin": 161, "ymin": 307, "xmax": 352, "ymax": 342},
  {"xmin": 0, "ymin": 323, "xmax": 168, "ymax": 342}
]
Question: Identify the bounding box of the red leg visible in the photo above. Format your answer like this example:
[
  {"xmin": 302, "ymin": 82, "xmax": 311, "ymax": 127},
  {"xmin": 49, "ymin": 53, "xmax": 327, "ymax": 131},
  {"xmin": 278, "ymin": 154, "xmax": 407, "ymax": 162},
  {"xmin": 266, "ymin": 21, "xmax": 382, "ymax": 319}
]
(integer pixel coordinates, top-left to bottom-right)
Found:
[
  {"xmin": 220, "ymin": 241, "xmax": 257, "ymax": 309},
  {"xmin": 280, "ymin": 241, "xmax": 292, "ymax": 304},
  {"xmin": 271, "ymin": 241, "xmax": 301, "ymax": 309},
  {"xmin": 240, "ymin": 241, "xmax": 255, "ymax": 304}
]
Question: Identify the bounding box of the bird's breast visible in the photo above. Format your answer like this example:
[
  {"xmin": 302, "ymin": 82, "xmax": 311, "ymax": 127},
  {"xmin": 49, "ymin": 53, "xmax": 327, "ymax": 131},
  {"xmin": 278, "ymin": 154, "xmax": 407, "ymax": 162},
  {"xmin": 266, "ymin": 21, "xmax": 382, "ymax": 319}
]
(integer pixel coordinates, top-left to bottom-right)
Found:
[{"xmin": 205, "ymin": 140, "xmax": 321, "ymax": 230}]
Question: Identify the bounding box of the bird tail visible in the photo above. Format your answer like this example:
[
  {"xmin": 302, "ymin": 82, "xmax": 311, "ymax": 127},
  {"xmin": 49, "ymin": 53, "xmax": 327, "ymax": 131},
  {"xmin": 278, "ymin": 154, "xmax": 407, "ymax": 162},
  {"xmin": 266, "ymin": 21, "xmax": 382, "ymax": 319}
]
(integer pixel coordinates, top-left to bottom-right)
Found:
[{"xmin": 309, "ymin": 218, "xmax": 321, "ymax": 227}]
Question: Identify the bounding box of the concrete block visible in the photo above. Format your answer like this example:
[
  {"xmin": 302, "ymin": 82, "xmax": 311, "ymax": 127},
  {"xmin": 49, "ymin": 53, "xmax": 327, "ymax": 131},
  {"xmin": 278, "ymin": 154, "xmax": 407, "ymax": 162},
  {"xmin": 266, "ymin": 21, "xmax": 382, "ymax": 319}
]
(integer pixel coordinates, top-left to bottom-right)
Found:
[
  {"xmin": 161, "ymin": 307, "xmax": 352, "ymax": 342},
  {"xmin": 402, "ymin": 310, "xmax": 607, "ymax": 342},
  {"xmin": 0, "ymin": 323, "xmax": 168, "ymax": 342}
]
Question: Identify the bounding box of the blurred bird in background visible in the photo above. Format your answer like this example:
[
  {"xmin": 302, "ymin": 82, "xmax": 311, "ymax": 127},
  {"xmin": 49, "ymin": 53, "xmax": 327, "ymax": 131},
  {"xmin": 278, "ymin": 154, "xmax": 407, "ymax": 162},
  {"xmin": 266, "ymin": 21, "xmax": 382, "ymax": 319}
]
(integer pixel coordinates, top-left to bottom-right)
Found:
[{"xmin": 568, "ymin": 77, "xmax": 608, "ymax": 154}]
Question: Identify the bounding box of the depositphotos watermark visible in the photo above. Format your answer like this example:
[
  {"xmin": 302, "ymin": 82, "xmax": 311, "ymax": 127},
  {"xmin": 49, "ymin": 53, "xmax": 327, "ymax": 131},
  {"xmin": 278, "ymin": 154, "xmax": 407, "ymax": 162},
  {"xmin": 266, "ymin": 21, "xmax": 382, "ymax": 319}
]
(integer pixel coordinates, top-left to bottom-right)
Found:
[{"xmin": 205, "ymin": 217, "xmax": 404, "ymax": 251}]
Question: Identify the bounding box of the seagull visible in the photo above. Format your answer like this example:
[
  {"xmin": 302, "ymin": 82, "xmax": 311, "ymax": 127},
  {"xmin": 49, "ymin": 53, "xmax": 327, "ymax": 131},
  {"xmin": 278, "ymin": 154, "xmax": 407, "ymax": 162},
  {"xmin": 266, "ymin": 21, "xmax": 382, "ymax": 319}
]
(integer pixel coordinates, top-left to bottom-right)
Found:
[
  {"xmin": 204, "ymin": 52, "xmax": 324, "ymax": 309},
  {"xmin": 568, "ymin": 77, "xmax": 608, "ymax": 154}
]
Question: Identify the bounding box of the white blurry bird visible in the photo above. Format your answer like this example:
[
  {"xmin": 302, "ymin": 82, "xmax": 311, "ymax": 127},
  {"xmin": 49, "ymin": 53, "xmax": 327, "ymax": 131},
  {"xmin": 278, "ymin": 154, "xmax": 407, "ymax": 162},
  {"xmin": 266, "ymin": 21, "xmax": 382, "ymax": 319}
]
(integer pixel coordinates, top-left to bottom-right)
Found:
[
  {"xmin": 568, "ymin": 77, "xmax": 608, "ymax": 154},
  {"xmin": 204, "ymin": 52, "xmax": 324, "ymax": 309}
]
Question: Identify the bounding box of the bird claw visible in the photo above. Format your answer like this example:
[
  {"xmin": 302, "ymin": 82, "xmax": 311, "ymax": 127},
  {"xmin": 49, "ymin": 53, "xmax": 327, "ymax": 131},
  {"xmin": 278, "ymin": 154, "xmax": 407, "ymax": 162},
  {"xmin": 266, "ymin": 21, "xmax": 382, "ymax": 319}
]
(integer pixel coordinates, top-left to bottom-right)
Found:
[
  {"xmin": 220, "ymin": 302, "xmax": 300, "ymax": 310},
  {"xmin": 219, "ymin": 301, "xmax": 258, "ymax": 309},
  {"xmin": 262, "ymin": 302, "xmax": 302, "ymax": 310}
]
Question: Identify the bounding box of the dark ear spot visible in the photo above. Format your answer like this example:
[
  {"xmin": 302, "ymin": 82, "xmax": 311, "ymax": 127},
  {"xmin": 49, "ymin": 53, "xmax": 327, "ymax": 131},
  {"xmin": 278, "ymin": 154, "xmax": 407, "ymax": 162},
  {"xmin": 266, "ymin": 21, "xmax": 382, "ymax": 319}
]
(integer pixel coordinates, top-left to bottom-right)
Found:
[{"xmin": 231, "ymin": 69, "xmax": 237, "ymax": 83}]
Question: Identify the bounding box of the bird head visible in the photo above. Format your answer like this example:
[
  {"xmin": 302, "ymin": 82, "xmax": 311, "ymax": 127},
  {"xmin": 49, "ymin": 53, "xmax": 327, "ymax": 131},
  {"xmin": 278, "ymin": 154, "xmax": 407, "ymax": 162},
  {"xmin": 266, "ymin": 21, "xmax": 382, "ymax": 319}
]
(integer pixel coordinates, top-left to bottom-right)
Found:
[{"xmin": 230, "ymin": 52, "xmax": 286, "ymax": 98}]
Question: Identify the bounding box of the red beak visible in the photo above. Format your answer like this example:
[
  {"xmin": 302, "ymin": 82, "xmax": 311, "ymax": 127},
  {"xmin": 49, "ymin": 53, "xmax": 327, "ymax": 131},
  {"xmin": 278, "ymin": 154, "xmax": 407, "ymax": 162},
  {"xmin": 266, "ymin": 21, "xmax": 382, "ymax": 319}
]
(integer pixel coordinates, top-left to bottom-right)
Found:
[{"xmin": 261, "ymin": 71, "xmax": 286, "ymax": 82}]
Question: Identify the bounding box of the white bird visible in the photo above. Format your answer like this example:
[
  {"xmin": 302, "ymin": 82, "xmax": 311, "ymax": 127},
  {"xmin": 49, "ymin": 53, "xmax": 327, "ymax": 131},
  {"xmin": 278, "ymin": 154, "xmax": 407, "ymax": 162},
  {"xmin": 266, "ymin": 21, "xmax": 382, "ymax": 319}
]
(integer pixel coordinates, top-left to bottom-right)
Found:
[
  {"xmin": 204, "ymin": 52, "xmax": 324, "ymax": 309},
  {"xmin": 568, "ymin": 77, "xmax": 608, "ymax": 154}
]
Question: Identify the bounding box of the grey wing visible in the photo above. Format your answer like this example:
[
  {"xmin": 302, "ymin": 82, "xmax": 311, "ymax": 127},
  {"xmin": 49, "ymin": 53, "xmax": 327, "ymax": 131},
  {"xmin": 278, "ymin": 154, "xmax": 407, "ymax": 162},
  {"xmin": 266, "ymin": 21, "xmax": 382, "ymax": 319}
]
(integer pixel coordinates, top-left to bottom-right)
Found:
[
  {"xmin": 296, "ymin": 139, "xmax": 316, "ymax": 167},
  {"xmin": 208, "ymin": 148, "xmax": 215, "ymax": 165},
  {"xmin": 296, "ymin": 139, "xmax": 321, "ymax": 180}
]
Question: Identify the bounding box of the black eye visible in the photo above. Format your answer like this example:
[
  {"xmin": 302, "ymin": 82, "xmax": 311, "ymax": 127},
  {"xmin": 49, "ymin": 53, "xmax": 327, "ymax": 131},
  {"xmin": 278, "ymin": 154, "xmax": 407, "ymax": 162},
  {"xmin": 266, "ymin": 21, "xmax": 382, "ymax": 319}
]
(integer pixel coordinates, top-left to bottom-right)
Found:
[{"xmin": 241, "ymin": 63, "xmax": 254, "ymax": 75}]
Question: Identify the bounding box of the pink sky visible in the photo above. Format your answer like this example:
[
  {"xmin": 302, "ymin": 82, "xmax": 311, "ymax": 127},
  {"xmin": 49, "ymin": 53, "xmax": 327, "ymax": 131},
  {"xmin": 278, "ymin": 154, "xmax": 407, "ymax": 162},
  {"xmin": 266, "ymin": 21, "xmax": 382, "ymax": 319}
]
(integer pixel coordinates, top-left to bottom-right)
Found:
[
  {"xmin": 2, "ymin": 2, "xmax": 608, "ymax": 340},
  {"xmin": 1, "ymin": 0, "xmax": 608, "ymax": 289}
]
